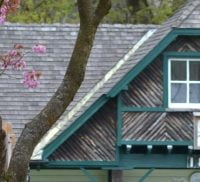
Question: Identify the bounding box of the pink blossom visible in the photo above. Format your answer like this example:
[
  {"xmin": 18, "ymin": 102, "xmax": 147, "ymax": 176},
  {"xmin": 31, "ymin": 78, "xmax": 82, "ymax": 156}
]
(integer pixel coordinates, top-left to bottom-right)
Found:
[
  {"xmin": 8, "ymin": 49, "xmax": 18, "ymax": 57},
  {"xmin": 12, "ymin": 60, "xmax": 26, "ymax": 70},
  {"xmin": 32, "ymin": 45, "xmax": 46, "ymax": 54},
  {"xmin": 0, "ymin": 6, "xmax": 7, "ymax": 15},
  {"xmin": 23, "ymin": 70, "xmax": 41, "ymax": 89},
  {"xmin": 1, "ymin": 61, "xmax": 10, "ymax": 69},
  {"xmin": 0, "ymin": 15, "xmax": 6, "ymax": 25}
]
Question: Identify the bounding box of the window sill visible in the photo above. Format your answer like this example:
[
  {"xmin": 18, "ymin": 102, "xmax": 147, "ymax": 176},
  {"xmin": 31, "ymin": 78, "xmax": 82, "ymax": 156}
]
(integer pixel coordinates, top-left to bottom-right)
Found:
[{"xmin": 166, "ymin": 108, "xmax": 200, "ymax": 112}]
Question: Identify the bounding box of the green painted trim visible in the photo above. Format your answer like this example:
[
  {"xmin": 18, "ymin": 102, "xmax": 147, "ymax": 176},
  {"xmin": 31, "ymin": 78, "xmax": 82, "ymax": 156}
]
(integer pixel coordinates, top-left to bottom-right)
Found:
[
  {"xmin": 163, "ymin": 54, "xmax": 168, "ymax": 108},
  {"xmin": 107, "ymin": 29, "xmax": 200, "ymax": 98},
  {"xmin": 139, "ymin": 168, "xmax": 154, "ymax": 182},
  {"xmin": 119, "ymin": 154, "xmax": 188, "ymax": 168},
  {"xmin": 42, "ymin": 95, "xmax": 109, "ymax": 160},
  {"xmin": 120, "ymin": 140, "xmax": 193, "ymax": 146},
  {"xmin": 117, "ymin": 94, "xmax": 123, "ymax": 146},
  {"xmin": 81, "ymin": 168, "xmax": 98, "ymax": 182},
  {"xmin": 122, "ymin": 107, "xmax": 165, "ymax": 112},
  {"xmin": 103, "ymin": 166, "xmax": 133, "ymax": 170},
  {"xmin": 163, "ymin": 51, "xmax": 200, "ymax": 108},
  {"xmin": 172, "ymin": 28, "xmax": 200, "ymax": 35},
  {"xmin": 43, "ymin": 29, "xmax": 200, "ymax": 161},
  {"xmin": 47, "ymin": 161, "xmax": 118, "ymax": 167},
  {"xmin": 30, "ymin": 154, "xmax": 190, "ymax": 169},
  {"xmin": 164, "ymin": 51, "xmax": 200, "ymax": 58},
  {"xmin": 107, "ymin": 31, "xmax": 177, "ymax": 98},
  {"xmin": 115, "ymin": 146, "xmax": 120, "ymax": 164}
]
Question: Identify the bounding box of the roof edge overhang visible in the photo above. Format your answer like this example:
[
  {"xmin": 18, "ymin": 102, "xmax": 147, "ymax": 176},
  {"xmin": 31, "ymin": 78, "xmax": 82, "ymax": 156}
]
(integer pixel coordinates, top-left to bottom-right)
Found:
[
  {"xmin": 32, "ymin": 28, "xmax": 200, "ymax": 162},
  {"xmin": 31, "ymin": 28, "xmax": 157, "ymax": 160}
]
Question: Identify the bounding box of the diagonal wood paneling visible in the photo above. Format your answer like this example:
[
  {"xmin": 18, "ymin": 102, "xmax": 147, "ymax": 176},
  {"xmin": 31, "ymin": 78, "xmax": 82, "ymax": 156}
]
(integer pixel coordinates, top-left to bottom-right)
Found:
[
  {"xmin": 48, "ymin": 36, "xmax": 200, "ymax": 161},
  {"xmin": 48, "ymin": 99, "xmax": 117, "ymax": 161},
  {"xmin": 122, "ymin": 112, "xmax": 193, "ymax": 141},
  {"xmin": 167, "ymin": 37, "xmax": 200, "ymax": 52},
  {"xmin": 121, "ymin": 58, "xmax": 163, "ymax": 107},
  {"xmin": 122, "ymin": 36, "xmax": 200, "ymax": 107}
]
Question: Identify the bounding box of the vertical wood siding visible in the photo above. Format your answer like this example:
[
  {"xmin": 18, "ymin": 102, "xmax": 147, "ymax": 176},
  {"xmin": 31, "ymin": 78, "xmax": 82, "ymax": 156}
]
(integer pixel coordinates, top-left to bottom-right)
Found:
[
  {"xmin": 49, "ymin": 99, "xmax": 117, "ymax": 161},
  {"xmin": 31, "ymin": 170, "xmax": 107, "ymax": 182},
  {"xmin": 31, "ymin": 169, "xmax": 198, "ymax": 182},
  {"xmin": 124, "ymin": 169, "xmax": 198, "ymax": 182}
]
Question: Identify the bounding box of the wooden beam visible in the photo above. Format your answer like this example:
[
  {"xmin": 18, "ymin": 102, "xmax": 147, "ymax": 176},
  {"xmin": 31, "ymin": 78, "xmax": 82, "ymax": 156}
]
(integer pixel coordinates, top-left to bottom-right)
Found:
[
  {"xmin": 80, "ymin": 168, "xmax": 98, "ymax": 182},
  {"xmin": 111, "ymin": 170, "xmax": 123, "ymax": 182},
  {"xmin": 139, "ymin": 168, "xmax": 154, "ymax": 182}
]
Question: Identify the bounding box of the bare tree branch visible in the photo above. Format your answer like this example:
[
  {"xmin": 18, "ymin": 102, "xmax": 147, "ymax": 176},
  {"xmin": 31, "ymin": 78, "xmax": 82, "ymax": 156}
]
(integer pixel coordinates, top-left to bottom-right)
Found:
[
  {"xmin": 8, "ymin": 1, "xmax": 111, "ymax": 182},
  {"xmin": 0, "ymin": 0, "xmax": 4, "ymax": 8},
  {"xmin": 93, "ymin": 0, "xmax": 111, "ymax": 25},
  {"xmin": 77, "ymin": 0, "xmax": 93, "ymax": 25}
]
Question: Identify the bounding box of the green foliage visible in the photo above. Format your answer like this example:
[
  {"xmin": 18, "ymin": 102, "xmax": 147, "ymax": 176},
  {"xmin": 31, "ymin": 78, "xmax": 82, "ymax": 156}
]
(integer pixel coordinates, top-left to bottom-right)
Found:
[
  {"xmin": 8, "ymin": 0, "xmax": 79, "ymax": 23},
  {"xmin": 104, "ymin": 0, "xmax": 186, "ymax": 24},
  {"xmin": 7, "ymin": 0, "xmax": 186, "ymax": 24}
]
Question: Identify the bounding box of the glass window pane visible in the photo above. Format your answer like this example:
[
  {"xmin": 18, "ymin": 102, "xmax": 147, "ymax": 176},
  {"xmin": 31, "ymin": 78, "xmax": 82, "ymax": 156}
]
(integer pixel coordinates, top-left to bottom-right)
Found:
[
  {"xmin": 190, "ymin": 61, "xmax": 200, "ymax": 81},
  {"xmin": 190, "ymin": 84, "xmax": 200, "ymax": 103},
  {"xmin": 171, "ymin": 83, "xmax": 186, "ymax": 103},
  {"xmin": 171, "ymin": 61, "xmax": 186, "ymax": 81}
]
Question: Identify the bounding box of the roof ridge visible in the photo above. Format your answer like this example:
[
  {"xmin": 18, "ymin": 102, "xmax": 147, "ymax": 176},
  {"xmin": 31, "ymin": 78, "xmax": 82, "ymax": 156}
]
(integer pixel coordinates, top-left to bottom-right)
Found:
[{"xmin": 175, "ymin": 0, "xmax": 200, "ymax": 28}]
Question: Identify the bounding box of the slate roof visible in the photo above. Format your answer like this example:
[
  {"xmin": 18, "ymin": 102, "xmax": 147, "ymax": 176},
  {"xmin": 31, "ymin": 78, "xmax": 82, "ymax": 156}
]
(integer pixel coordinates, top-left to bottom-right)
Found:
[
  {"xmin": 0, "ymin": 23, "xmax": 157, "ymax": 138},
  {"xmin": 32, "ymin": 0, "xmax": 200, "ymax": 159}
]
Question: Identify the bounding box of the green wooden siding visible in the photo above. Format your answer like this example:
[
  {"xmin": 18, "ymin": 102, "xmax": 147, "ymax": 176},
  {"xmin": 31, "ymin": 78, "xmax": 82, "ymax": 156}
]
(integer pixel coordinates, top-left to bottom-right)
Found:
[
  {"xmin": 124, "ymin": 169, "xmax": 200, "ymax": 182},
  {"xmin": 31, "ymin": 170, "xmax": 107, "ymax": 182},
  {"xmin": 124, "ymin": 170, "xmax": 200, "ymax": 182},
  {"xmin": 31, "ymin": 169, "xmax": 200, "ymax": 182}
]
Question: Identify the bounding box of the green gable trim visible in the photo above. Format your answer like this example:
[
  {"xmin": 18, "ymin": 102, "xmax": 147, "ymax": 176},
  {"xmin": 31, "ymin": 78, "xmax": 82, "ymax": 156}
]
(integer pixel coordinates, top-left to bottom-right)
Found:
[
  {"xmin": 107, "ymin": 28, "xmax": 200, "ymax": 98},
  {"xmin": 122, "ymin": 107, "xmax": 165, "ymax": 112},
  {"xmin": 43, "ymin": 28, "xmax": 200, "ymax": 161},
  {"xmin": 164, "ymin": 51, "xmax": 200, "ymax": 58},
  {"xmin": 117, "ymin": 94, "xmax": 123, "ymax": 146},
  {"xmin": 163, "ymin": 54, "xmax": 168, "ymax": 108},
  {"xmin": 45, "ymin": 161, "xmax": 118, "ymax": 168},
  {"xmin": 120, "ymin": 140, "xmax": 193, "ymax": 146},
  {"xmin": 42, "ymin": 95, "xmax": 109, "ymax": 160},
  {"xmin": 33, "ymin": 155, "xmax": 189, "ymax": 169},
  {"xmin": 119, "ymin": 154, "xmax": 188, "ymax": 169}
]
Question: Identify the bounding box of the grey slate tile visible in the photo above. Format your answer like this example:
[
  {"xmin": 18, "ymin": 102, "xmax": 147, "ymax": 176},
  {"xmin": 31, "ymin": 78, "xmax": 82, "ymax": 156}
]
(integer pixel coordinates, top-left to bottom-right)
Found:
[
  {"xmin": 43, "ymin": 0, "xmax": 200, "ymax": 148},
  {"xmin": 0, "ymin": 23, "xmax": 156, "ymax": 137}
]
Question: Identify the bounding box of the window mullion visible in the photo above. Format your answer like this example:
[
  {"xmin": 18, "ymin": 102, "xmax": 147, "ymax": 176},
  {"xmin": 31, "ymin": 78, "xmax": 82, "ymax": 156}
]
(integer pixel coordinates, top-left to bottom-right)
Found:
[
  {"xmin": 168, "ymin": 60, "xmax": 171, "ymax": 106},
  {"xmin": 187, "ymin": 59, "xmax": 190, "ymax": 104}
]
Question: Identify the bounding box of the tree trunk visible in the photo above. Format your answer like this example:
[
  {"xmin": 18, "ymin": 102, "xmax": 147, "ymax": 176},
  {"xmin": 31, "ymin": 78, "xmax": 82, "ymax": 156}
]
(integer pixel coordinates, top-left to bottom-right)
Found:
[
  {"xmin": 7, "ymin": 0, "xmax": 111, "ymax": 182},
  {"xmin": 0, "ymin": 117, "xmax": 6, "ymax": 181}
]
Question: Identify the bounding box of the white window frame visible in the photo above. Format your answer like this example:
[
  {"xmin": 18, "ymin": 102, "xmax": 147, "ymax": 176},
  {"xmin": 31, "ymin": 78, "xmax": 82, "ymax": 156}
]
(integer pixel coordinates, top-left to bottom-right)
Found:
[
  {"xmin": 168, "ymin": 58, "xmax": 200, "ymax": 109},
  {"xmin": 194, "ymin": 115, "xmax": 200, "ymax": 150}
]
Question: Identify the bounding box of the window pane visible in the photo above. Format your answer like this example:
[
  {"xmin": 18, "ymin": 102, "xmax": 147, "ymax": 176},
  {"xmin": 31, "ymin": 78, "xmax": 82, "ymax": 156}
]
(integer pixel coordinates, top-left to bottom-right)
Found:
[
  {"xmin": 190, "ymin": 61, "xmax": 200, "ymax": 81},
  {"xmin": 190, "ymin": 84, "xmax": 200, "ymax": 103},
  {"xmin": 171, "ymin": 83, "xmax": 186, "ymax": 103},
  {"xmin": 171, "ymin": 61, "xmax": 186, "ymax": 81}
]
